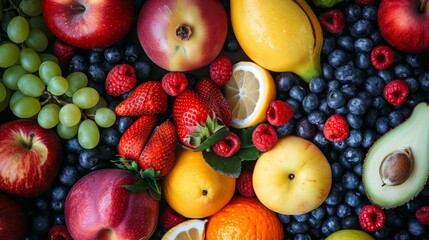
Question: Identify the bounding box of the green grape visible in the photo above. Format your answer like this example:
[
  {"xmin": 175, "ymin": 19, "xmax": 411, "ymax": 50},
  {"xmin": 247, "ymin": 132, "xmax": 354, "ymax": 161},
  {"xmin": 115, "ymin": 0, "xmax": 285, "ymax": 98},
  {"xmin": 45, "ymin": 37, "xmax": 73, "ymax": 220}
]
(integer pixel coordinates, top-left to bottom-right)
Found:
[
  {"xmin": 39, "ymin": 61, "xmax": 62, "ymax": 85},
  {"xmin": 39, "ymin": 54, "xmax": 59, "ymax": 64},
  {"xmin": 0, "ymin": 82, "xmax": 7, "ymax": 102},
  {"xmin": 20, "ymin": 0, "xmax": 43, "ymax": 17},
  {"xmin": 24, "ymin": 28, "xmax": 48, "ymax": 52},
  {"xmin": 11, "ymin": 96, "xmax": 41, "ymax": 118},
  {"xmin": 85, "ymin": 97, "xmax": 107, "ymax": 114},
  {"xmin": 28, "ymin": 15, "xmax": 52, "ymax": 38},
  {"xmin": 0, "ymin": 88, "xmax": 11, "ymax": 112},
  {"xmin": 56, "ymin": 121, "xmax": 79, "ymax": 139},
  {"xmin": 94, "ymin": 107, "xmax": 116, "ymax": 128},
  {"xmin": 0, "ymin": 42, "xmax": 20, "ymax": 68},
  {"xmin": 65, "ymin": 72, "xmax": 88, "ymax": 97},
  {"xmin": 9, "ymin": 90, "xmax": 27, "ymax": 107},
  {"xmin": 72, "ymin": 87, "xmax": 99, "ymax": 109},
  {"xmin": 59, "ymin": 103, "xmax": 81, "ymax": 127},
  {"xmin": 47, "ymin": 76, "xmax": 68, "ymax": 96},
  {"xmin": 2, "ymin": 65, "xmax": 28, "ymax": 90},
  {"xmin": 37, "ymin": 103, "xmax": 60, "ymax": 129},
  {"xmin": 78, "ymin": 119, "xmax": 100, "ymax": 149},
  {"xmin": 17, "ymin": 74, "xmax": 45, "ymax": 97},
  {"xmin": 7, "ymin": 16, "xmax": 30, "ymax": 44},
  {"xmin": 20, "ymin": 48, "xmax": 41, "ymax": 73}
]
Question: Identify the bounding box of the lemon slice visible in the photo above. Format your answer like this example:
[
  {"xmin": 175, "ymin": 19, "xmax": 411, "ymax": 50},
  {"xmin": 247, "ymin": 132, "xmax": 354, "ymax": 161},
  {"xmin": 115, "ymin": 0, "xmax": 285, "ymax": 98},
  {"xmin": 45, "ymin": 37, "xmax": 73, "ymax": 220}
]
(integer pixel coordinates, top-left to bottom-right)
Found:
[
  {"xmin": 161, "ymin": 219, "xmax": 207, "ymax": 240},
  {"xmin": 223, "ymin": 61, "xmax": 276, "ymax": 129}
]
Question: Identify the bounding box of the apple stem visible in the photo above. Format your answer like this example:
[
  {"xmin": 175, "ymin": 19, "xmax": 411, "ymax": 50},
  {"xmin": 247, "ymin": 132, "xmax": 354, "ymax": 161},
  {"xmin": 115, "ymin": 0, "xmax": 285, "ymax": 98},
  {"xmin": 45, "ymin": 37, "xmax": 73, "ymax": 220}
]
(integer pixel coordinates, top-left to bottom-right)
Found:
[
  {"xmin": 176, "ymin": 24, "xmax": 192, "ymax": 41},
  {"xmin": 25, "ymin": 134, "xmax": 35, "ymax": 150},
  {"xmin": 421, "ymin": 0, "xmax": 428, "ymax": 12}
]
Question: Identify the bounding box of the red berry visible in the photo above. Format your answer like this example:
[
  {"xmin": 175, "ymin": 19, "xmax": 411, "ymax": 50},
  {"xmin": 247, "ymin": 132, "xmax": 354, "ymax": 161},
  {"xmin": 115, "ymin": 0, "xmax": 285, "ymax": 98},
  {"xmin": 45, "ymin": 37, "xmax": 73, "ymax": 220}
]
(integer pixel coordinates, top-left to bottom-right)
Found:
[
  {"xmin": 160, "ymin": 206, "xmax": 186, "ymax": 230},
  {"xmin": 323, "ymin": 114, "xmax": 349, "ymax": 142},
  {"xmin": 161, "ymin": 72, "xmax": 189, "ymax": 96},
  {"xmin": 354, "ymin": 0, "xmax": 375, "ymax": 6},
  {"xmin": 266, "ymin": 100, "xmax": 294, "ymax": 126},
  {"xmin": 318, "ymin": 9, "xmax": 345, "ymax": 35},
  {"xmin": 252, "ymin": 123, "xmax": 278, "ymax": 152},
  {"xmin": 383, "ymin": 79, "xmax": 409, "ymax": 106},
  {"xmin": 48, "ymin": 225, "xmax": 73, "ymax": 240},
  {"xmin": 212, "ymin": 132, "xmax": 241, "ymax": 157},
  {"xmin": 236, "ymin": 168, "xmax": 255, "ymax": 197},
  {"xmin": 371, "ymin": 45, "xmax": 395, "ymax": 70},
  {"xmin": 105, "ymin": 64, "xmax": 137, "ymax": 96},
  {"xmin": 416, "ymin": 206, "xmax": 429, "ymax": 226},
  {"xmin": 359, "ymin": 204, "xmax": 386, "ymax": 232},
  {"xmin": 52, "ymin": 39, "xmax": 77, "ymax": 69},
  {"xmin": 209, "ymin": 56, "xmax": 233, "ymax": 86}
]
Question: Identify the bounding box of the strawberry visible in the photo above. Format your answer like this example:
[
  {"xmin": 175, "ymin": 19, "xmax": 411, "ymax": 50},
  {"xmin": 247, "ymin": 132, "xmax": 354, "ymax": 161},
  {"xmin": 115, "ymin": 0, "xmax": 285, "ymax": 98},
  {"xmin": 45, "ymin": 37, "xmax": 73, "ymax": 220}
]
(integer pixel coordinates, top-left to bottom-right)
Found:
[
  {"xmin": 118, "ymin": 115, "xmax": 157, "ymax": 161},
  {"xmin": 138, "ymin": 121, "xmax": 177, "ymax": 176},
  {"xmin": 115, "ymin": 81, "xmax": 168, "ymax": 116}
]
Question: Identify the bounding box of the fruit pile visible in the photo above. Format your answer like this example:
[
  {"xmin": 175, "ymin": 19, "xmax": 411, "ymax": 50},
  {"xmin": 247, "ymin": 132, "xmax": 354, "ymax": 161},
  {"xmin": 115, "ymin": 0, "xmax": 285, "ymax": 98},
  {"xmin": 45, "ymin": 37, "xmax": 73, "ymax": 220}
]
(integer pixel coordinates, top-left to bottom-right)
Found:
[{"xmin": 1, "ymin": 0, "xmax": 429, "ymax": 239}]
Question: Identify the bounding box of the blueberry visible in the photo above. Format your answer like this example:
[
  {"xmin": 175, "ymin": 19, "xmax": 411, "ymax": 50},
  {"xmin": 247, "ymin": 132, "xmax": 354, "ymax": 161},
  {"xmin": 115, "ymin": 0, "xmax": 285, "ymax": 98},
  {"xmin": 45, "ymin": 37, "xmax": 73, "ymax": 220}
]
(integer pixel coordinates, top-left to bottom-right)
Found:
[
  {"xmin": 97, "ymin": 144, "xmax": 117, "ymax": 161},
  {"xmin": 123, "ymin": 43, "xmax": 142, "ymax": 63},
  {"xmin": 31, "ymin": 213, "xmax": 52, "ymax": 234},
  {"xmin": 294, "ymin": 234, "xmax": 312, "ymax": 240},
  {"xmin": 341, "ymin": 147, "xmax": 364, "ymax": 164},
  {"xmin": 370, "ymin": 30, "xmax": 384, "ymax": 45},
  {"xmin": 307, "ymin": 111, "xmax": 326, "ymax": 125},
  {"xmin": 328, "ymin": 49, "xmax": 348, "ymax": 68},
  {"xmin": 363, "ymin": 108, "xmax": 378, "ymax": 127},
  {"xmin": 408, "ymin": 218, "xmax": 426, "ymax": 236},
  {"xmin": 116, "ymin": 116, "xmax": 134, "ymax": 134},
  {"xmin": 319, "ymin": 99, "xmax": 334, "ymax": 116},
  {"xmin": 322, "ymin": 35, "xmax": 336, "ymax": 54},
  {"xmin": 364, "ymin": 76, "xmax": 384, "ymax": 96},
  {"xmin": 347, "ymin": 97, "xmax": 368, "ymax": 115},
  {"xmin": 64, "ymin": 152, "xmax": 78, "ymax": 165},
  {"xmin": 288, "ymin": 221, "xmax": 310, "ymax": 234},
  {"xmin": 405, "ymin": 77, "xmax": 420, "ymax": 93},
  {"xmin": 378, "ymin": 69, "xmax": 395, "ymax": 83},
  {"xmin": 393, "ymin": 230, "xmax": 412, "ymax": 240},
  {"xmin": 324, "ymin": 216, "xmax": 341, "ymax": 233},
  {"xmin": 354, "ymin": 52, "xmax": 371, "ymax": 69},
  {"xmin": 302, "ymin": 93, "xmax": 319, "ymax": 113},
  {"xmin": 289, "ymin": 85, "xmax": 307, "ymax": 102},
  {"xmin": 87, "ymin": 63, "xmax": 106, "ymax": 83},
  {"xmin": 325, "ymin": 184, "xmax": 345, "ymax": 206},
  {"xmin": 309, "ymin": 77, "xmax": 325, "ymax": 93},
  {"xmin": 65, "ymin": 138, "xmax": 84, "ymax": 153},
  {"xmin": 337, "ymin": 35, "xmax": 355, "ymax": 52},
  {"xmin": 344, "ymin": 190, "xmax": 363, "ymax": 207},
  {"xmin": 50, "ymin": 184, "xmax": 68, "ymax": 201},
  {"xmin": 375, "ymin": 116, "xmax": 390, "ymax": 134},
  {"xmin": 88, "ymin": 50, "xmax": 104, "ymax": 63},
  {"xmin": 69, "ymin": 54, "xmax": 89, "ymax": 73},
  {"xmin": 278, "ymin": 213, "xmax": 292, "ymax": 224},
  {"xmin": 34, "ymin": 197, "xmax": 49, "ymax": 211},
  {"xmin": 104, "ymin": 46, "xmax": 123, "ymax": 63},
  {"xmin": 79, "ymin": 148, "xmax": 100, "ymax": 169},
  {"xmin": 101, "ymin": 127, "xmax": 120, "ymax": 146},
  {"xmin": 346, "ymin": 113, "xmax": 363, "ymax": 129},
  {"xmin": 87, "ymin": 81, "xmax": 105, "ymax": 96},
  {"xmin": 311, "ymin": 206, "xmax": 327, "ymax": 220},
  {"xmin": 372, "ymin": 96, "xmax": 387, "ymax": 109},
  {"xmin": 276, "ymin": 118, "xmax": 295, "ymax": 137},
  {"xmin": 102, "ymin": 60, "xmax": 116, "ymax": 72},
  {"xmin": 332, "ymin": 140, "xmax": 347, "ymax": 152},
  {"xmin": 361, "ymin": 129, "xmax": 378, "ymax": 148},
  {"xmin": 335, "ymin": 64, "xmax": 364, "ymax": 85},
  {"xmin": 134, "ymin": 60, "xmax": 152, "ymax": 81},
  {"xmin": 326, "ymin": 204, "xmax": 337, "ymax": 216},
  {"xmin": 405, "ymin": 53, "xmax": 422, "ymax": 68},
  {"xmin": 394, "ymin": 63, "xmax": 413, "ymax": 79},
  {"xmin": 354, "ymin": 38, "xmax": 373, "ymax": 52},
  {"xmin": 295, "ymin": 118, "xmax": 316, "ymax": 139},
  {"xmin": 53, "ymin": 214, "xmax": 66, "ymax": 225},
  {"xmin": 322, "ymin": 63, "xmax": 335, "ymax": 80},
  {"xmin": 341, "ymin": 215, "xmax": 360, "ymax": 229},
  {"xmin": 331, "ymin": 162, "xmax": 344, "ymax": 181},
  {"xmin": 341, "ymin": 83, "xmax": 358, "ymax": 99},
  {"xmin": 223, "ymin": 36, "xmax": 241, "ymax": 52},
  {"xmin": 342, "ymin": 171, "xmax": 360, "ymax": 190},
  {"xmin": 327, "ymin": 90, "xmax": 347, "ymax": 109},
  {"xmin": 58, "ymin": 165, "xmax": 80, "ymax": 187},
  {"xmin": 50, "ymin": 200, "xmax": 64, "ymax": 213},
  {"xmin": 362, "ymin": 5, "xmax": 377, "ymax": 21},
  {"xmin": 346, "ymin": 129, "xmax": 363, "ymax": 147},
  {"xmin": 345, "ymin": 3, "xmax": 361, "ymax": 23},
  {"xmin": 293, "ymin": 212, "xmax": 311, "ymax": 222},
  {"xmin": 336, "ymin": 203, "xmax": 352, "ymax": 218},
  {"xmin": 349, "ymin": 19, "xmax": 374, "ymax": 38},
  {"xmin": 388, "ymin": 110, "xmax": 405, "ymax": 127},
  {"xmin": 276, "ymin": 72, "xmax": 300, "ymax": 92},
  {"xmin": 418, "ymin": 71, "xmax": 429, "ymax": 92}
]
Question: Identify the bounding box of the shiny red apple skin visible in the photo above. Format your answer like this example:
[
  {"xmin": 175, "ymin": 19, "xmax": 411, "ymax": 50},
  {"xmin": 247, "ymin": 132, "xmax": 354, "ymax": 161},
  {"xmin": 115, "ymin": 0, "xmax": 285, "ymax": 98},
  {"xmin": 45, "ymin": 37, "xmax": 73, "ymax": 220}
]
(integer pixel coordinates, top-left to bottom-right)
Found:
[
  {"xmin": 378, "ymin": 0, "xmax": 429, "ymax": 53},
  {"xmin": 0, "ymin": 192, "xmax": 27, "ymax": 240},
  {"xmin": 65, "ymin": 169, "xmax": 159, "ymax": 240},
  {"xmin": 42, "ymin": 0, "xmax": 135, "ymax": 49},
  {"xmin": 0, "ymin": 119, "xmax": 62, "ymax": 198},
  {"xmin": 137, "ymin": 0, "xmax": 228, "ymax": 72}
]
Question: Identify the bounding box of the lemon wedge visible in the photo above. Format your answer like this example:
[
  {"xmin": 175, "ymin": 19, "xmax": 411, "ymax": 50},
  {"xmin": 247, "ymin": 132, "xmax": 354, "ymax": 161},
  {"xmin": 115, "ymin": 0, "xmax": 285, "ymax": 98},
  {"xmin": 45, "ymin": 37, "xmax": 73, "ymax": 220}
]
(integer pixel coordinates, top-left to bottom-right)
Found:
[
  {"xmin": 223, "ymin": 61, "xmax": 276, "ymax": 129},
  {"xmin": 161, "ymin": 219, "xmax": 207, "ymax": 240}
]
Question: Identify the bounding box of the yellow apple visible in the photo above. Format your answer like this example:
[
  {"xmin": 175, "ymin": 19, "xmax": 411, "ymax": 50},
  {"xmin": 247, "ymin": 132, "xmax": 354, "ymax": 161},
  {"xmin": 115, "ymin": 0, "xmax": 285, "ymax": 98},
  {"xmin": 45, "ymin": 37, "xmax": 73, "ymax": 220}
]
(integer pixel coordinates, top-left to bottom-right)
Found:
[
  {"xmin": 252, "ymin": 135, "xmax": 332, "ymax": 215},
  {"xmin": 326, "ymin": 229, "xmax": 374, "ymax": 240}
]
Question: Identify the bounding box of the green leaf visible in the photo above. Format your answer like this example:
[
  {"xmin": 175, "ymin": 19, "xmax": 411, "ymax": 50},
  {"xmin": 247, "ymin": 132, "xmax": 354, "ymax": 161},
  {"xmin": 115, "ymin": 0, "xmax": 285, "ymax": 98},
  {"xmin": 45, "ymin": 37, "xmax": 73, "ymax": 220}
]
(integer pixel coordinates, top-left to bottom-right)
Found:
[
  {"xmin": 194, "ymin": 127, "xmax": 229, "ymax": 152},
  {"xmin": 123, "ymin": 179, "xmax": 149, "ymax": 192},
  {"xmin": 143, "ymin": 168, "xmax": 159, "ymax": 180},
  {"xmin": 236, "ymin": 146, "xmax": 262, "ymax": 161},
  {"xmin": 233, "ymin": 127, "xmax": 256, "ymax": 148},
  {"xmin": 202, "ymin": 151, "xmax": 242, "ymax": 178}
]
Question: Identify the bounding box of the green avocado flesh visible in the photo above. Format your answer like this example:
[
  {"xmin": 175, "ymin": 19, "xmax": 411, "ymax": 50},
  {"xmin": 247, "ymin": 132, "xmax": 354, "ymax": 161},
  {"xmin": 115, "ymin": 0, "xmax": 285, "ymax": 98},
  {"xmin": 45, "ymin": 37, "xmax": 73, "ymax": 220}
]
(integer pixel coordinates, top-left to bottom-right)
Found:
[{"xmin": 363, "ymin": 102, "xmax": 429, "ymax": 208}]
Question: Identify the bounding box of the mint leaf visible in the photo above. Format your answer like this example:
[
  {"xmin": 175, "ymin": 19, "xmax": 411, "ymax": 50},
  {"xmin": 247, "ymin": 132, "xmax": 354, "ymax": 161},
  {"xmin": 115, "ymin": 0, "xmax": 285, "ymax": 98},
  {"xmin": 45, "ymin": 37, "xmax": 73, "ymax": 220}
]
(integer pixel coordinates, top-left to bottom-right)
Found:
[
  {"xmin": 202, "ymin": 151, "xmax": 242, "ymax": 178},
  {"xmin": 232, "ymin": 127, "xmax": 256, "ymax": 148},
  {"xmin": 123, "ymin": 179, "xmax": 149, "ymax": 192},
  {"xmin": 236, "ymin": 146, "xmax": 262, "ymax": 161},
  {"xmin": 194, "ymin": 127, "xmax": 229, "ymax": 151}
]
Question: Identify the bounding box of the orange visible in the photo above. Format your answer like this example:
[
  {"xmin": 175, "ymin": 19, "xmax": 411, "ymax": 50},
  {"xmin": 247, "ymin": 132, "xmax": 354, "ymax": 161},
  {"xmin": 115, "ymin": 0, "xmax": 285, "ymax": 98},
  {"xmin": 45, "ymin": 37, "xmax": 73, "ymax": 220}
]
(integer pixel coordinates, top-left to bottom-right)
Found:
[
  {"xmin": 206, "ymin": 196, "xmax": 284, "ymax": 240},
  {"xmin": 162, "ymin": 149, "xmax": 236, "ymax": 218}
]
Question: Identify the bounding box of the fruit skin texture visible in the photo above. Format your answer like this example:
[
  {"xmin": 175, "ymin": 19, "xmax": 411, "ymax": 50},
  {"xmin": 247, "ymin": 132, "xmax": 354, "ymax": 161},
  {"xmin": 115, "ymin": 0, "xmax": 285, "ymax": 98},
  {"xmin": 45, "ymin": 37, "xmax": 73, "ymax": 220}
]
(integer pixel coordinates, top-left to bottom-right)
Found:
[
  {"xmin": 378, "ymin": 0, "xmax": 429, "ymax": 53},
  {"xmin": 359, "ymin": 204, "xmax": 386, "ymax": 232},
  {"xmin": 42, "ymin": 0, "xmax": 134, "ymax": 49},
  {"xmin": 0, "ymin": 119, "xmax": 62, "ymax": 197},
  {"xmin": 326, "ymin": 229, "xmax": 375, "ymax": 240},
  {"xmin": 230, "ymin": 0, "xmax": 323, "ymax": 82},
  {"xmin": 252, "ymin": 135, "xmax": 332, "ymax": 215},
  {"xmin": 105, "ymin": 64, "xmax": 137, "ymax": 97},
  {"xmin": 162, "ymin": 149, "xmax": 236, "ymax": 218},
  {"xmin": 206, "ymin": 196, "xmax": 283, "ymax": 240},
  {"xmin": 0, "ymin": 192, "xmax": 27, "ymax": 240},
  {"xmin": 65, "ymin": 168, "xmax": 159, "ymax": 240},
  {"xmin": 137, "ymin": 0, "xmax": 227, "ymax": 72}
]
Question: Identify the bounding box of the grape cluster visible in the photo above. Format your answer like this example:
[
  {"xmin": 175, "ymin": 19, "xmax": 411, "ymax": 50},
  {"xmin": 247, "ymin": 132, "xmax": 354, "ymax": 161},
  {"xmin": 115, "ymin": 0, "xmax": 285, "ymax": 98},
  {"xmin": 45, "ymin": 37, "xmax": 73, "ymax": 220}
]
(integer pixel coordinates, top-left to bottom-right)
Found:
[{"xmin": 0, "ymin": 0, "xmax": 116, "ymax": 149}]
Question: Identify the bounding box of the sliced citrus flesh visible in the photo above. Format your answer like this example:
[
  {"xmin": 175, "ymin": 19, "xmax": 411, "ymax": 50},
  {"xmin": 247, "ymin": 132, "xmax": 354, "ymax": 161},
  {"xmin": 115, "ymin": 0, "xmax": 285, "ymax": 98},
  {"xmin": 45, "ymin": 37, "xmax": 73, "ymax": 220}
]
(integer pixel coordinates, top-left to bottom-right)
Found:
[
  {"xmin": 223, "ymin": 61, "xmax": 276, "ymax": 129},
  {"xmin": 161, "ymin": 219, "xmax": 207, "ymax": 240}
]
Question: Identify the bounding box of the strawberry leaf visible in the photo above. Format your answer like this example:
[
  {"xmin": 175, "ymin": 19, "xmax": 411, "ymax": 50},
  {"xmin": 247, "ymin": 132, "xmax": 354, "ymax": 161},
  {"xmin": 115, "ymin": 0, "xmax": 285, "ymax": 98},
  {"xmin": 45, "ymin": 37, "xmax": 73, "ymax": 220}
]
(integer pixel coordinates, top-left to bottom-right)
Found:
[
  {"xmin": 202, "ymin": 150, "xmax": 242, "ymax": 178},
  {"xmin": 232, "ymin": 127, "xmax": 256, "ymax": 148},
  {"xmin": 194, "ymin": 127, "xmax": 229, "ymax": 151}
]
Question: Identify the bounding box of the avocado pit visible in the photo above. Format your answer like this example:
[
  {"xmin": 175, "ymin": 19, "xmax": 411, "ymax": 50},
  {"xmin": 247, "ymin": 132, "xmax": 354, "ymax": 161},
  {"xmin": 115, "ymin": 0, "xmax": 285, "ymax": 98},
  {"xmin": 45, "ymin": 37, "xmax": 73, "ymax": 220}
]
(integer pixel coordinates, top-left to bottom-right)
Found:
[{"xmin": 379, "ymin": 148, "xmax": 413, "ymax": 187}]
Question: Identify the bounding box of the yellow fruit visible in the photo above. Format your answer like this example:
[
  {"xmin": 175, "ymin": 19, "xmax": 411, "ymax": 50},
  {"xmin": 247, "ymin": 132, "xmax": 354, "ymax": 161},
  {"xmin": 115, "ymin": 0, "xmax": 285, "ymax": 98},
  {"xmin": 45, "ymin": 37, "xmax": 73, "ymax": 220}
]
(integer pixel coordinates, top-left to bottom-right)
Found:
[
  {"xmin": 161, "ymin": 219, "xmax": 207, "ymax": 240},
  {"xmin": 230, "ymin": 0, "xmax": 323, "ymax": 82},
  {"xmin": 326, "ymin": 229, "xmax": 375, "ymax": 240},
  {"xmin": 253, "ymin": 136, "xmax": 332, "ymax": 215},
  {"xmin": 223, "ymin": 61, "xmax": 276, "ymax": 129},
  {"xmin": 162, "ymin": 149, "xmax": 236, "ymax": 218}
]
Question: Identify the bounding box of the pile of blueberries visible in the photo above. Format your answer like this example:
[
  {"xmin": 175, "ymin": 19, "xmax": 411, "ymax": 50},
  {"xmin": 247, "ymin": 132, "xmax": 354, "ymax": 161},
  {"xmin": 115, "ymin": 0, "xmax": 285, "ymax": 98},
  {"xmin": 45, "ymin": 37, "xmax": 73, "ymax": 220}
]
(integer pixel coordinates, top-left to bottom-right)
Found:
[{"xmin": 16, "ymin": 0, "xmax": 429, "ymax": 239}]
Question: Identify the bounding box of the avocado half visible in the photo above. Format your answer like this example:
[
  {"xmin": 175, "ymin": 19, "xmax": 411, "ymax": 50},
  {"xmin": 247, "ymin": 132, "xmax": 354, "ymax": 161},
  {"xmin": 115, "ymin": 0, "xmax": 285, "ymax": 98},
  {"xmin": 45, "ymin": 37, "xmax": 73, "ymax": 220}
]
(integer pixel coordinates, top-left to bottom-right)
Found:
[{"xmin": 363, "ymin": 102, "xmax": 429, "ymax": 208}]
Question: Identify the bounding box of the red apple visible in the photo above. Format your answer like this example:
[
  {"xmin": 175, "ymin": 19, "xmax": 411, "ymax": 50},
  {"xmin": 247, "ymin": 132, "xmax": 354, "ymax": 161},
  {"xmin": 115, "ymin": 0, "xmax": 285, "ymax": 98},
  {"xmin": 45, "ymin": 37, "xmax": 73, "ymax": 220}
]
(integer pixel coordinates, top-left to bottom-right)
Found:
[
  {"xmin": 65, "ymin": 169, "xmax": 159, "ymax": 240},
  {"xmin": 0, "ymin": 119, "xmax": 62, "ymax": 197},
  {"xmin": 137, "ymin": 0, "xmax": 228, "ymax": 72},
  {"xmin": 0, "ymin": 192, "xmax": 26, "ymax": 240},
  {"xmin": 42, "ymin": 0, "xmax": 135, "ymax": 49},
  {"xmin": 378, "ymin": 0, "xmax": 429, "ymax": 53}
]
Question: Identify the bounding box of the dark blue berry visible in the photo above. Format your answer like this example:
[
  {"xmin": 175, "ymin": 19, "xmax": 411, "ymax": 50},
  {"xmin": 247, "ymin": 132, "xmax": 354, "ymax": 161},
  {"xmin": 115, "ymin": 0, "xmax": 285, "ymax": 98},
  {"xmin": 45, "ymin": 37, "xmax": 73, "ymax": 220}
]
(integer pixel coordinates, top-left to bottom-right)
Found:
[
  {"xmin": 344, "ymin": 190, "xmax": 363, "ymax": 207},
  {"xmin": 354, "ymin": 52, "xmax": 371, "ymax": 69},
  {"xmin": 364, "ymin": 76, "xmax": 384, "ymax": 96},
  {"xmin": 295, "ymin": 118, "xmax": 316, "ymax": 139},
  {"xmin": 324, "ymin": 216, "xmax": 341, "ymax": 233},
  {"xmin": 354, "ymin": 38, "xmax": 373, "ymax": 52},
  {"xmin": 346, "ymin": 113, "xmax": 363, "ymax": 129},
  {"xmin": 88, "ymin": 51, "xmax": 104, "ymax": 63},
  {"xmin": 309, "ymin": 77, "xmax": 325, "ymax": 93},
  {"xmin": 278, "ymin": 214, "xmax": 292, "ymax": 224},
  {"xmin": 378, "ymin": 69, "xmax": 395, "ymax": 83},
  {"xmin": 123, "ymin": 43, "xmax": 142, "ymax": 63},
  {"xmin": 288, "ymin": 221, "xmax": 310, "ymax": 234},
  {"xmin": 335, "ymin": 64, "xmax": 364, "ymax": 85},
  {"xmin": 394, "ymin": 63, "xmax": 412, "ymax": 79},
  {"xmin": 69, "ymin": 55, "xmax": 89, "ymax": 73},
  {"xmin": 104, "ymin": 46, "xmax": 123, "ymax": 63},
  {"xmin": 341, "ymin": 83, "xmax": 358, "ymax": 99},
  {"xmin": 289, "ymin": 85, "xmax": 307, "ymax": 102},
  {"xmin": 336, "ymin": 203, "xmax": 352, "ymax": 218},
  {"xmin": 331, "ymin": 162, "xmax": 344, "ymax": 181},
  {"xmin": 349, "ymin": 19, "xmax": 374, "ymax": 38},
  {"xmin": 312, "ymin": 206, "xmax": 327, "ymax": 220},
  {"xmin": 337, "ymin": 35, "xmax": 355, "ymax": 52},
  {"xmin": 134, "ymin": 60, "xmax": 152, "ymax": 81},
  {"xmin": 65, "ymin": 138, "xmax": 84, "ymax": 153},
  {"xmin": 276, "ymin": 118, "xmax": 295, "ymax": 138},
  {"xmin": 116, "ymin": 117, "xmax": 134, "ymax": 134},
  {"xmin": 322, "ymin": 36, "xmax": 336, "ymax": 54},
  {"xmin": 346, "ymin": 129, "xmax": 363, "ymax": 147},
  {"xmin": 58, "ymin": 165, "xmax": 80, "ymax": 187},
  {"xmin": 293, "ymin": 212, "xmax": 311, "ymax": 222},
  {"xmin": 328, "ymin": 49, "xmax": 348, "ymax": 68},
  {"xmin": 302, "ymin": 93, "xmax": 319, "ymax": 113},
  {"xmin": 361, "ymin": 129, "xmax": 378, "ymax": 149},
  {"xmin": 50, "ymin": 200, "xmax": 64, "ymax": 213},
  {"xmin": 418, "ymin": 71, "xmax": 429, "ymax": 91},
  {"xmin": 31, "ymin": 213, "xmax": 52, "ymax": 234},
  {"xmin": 372, "ymin": 96, "xmax": 387, "ymax": 109},
  {"xmin": 223, "ymin": 36, "xmax": 241, "ymax": 52},
  {"xmin": 294, "ymin": 234, "xmax": 312, "ymax": 240},
  {"xmin": 370, "ymin": 30, "xmax": 383, "ymax": 45},
  {"xmin": 319, "ymin": 99, "xmax": 334, "ymax": 116},
  {"xmin": 375, "ymin": 116, "xmax": 390, "ymax": 134},
  {"xmin": 276, "ymin": 72, "xmax": 300, "ymax": 92},
  {"xmin": 345, "ymin": 4, "xmax": 361, "ymax": 23},
  {"xmin": 322, "ymin": 63, "xmax": 335, "ymax": 80},
  {"xmin": 347, "ymin": 97, "xmax": 368, "ymax": 115},
  {"xmin": 87, "ymin": 63, "xmax": 106, "ymax": 83},
  {"xmin": 101, "ymin": 127, "xmax": 120, "ymax": 146},
  {"xmin": 341, "ymin": 147, "xmax": 364, "ymax": 164},
  {"xmin": 405, "ymin": 53, "xmax": 422, "ymax": 68},
  {"xmin": 341, "ymin": 215, "xmax": 360, "ymax": 229},
  {"xmin": 50, "ymin": 185, "xmax": 68, "ymax": 201},
  {"xmin": 307, "ymin": 110, "xmax": 326, "ymax": 125},
  {"xmin": 342, "ymin": 171, "xmax": 360, "ymax": 190},
  {"xmin": 97, "ymin": 144, "xmax": 117, "ymax": 161},
  {"xmin": 327, "ymin": 90, "xmax": 347, "ymax": 109},
  {"xmin": 393, "ymin": 230, "xmax": 412, "ymax": 240},
  {"xmin": 79, "ymin": 148, "xmax": 100, "ymax": 169},
  {"xmin": 408, "ymin": 218, "xmax": 426, "ymax": 236},
  {"xmin": 362, "ymin": 5, "xmax": 377, "ymax": 21},
  {"xmin": 388, "ymin": 110, "xmax": 405, "ymax": 127},
  {"xmin": 325, "ymin": 184, "xmax": 345, "ymax": 206},
  {"xmin": 332, "ymin": 140, "xmax": 347, "ymax": 152},
  {"xmin": 405, "ymin": 77, "xmax": 420, "ymax": 93}
]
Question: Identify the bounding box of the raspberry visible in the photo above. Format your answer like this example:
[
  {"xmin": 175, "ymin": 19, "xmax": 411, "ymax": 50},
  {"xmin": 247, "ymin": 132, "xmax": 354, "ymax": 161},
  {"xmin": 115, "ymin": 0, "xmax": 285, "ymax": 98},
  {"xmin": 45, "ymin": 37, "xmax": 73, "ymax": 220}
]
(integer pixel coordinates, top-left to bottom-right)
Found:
[
  {"xmin": 209, "ymin": 56, "xmax": 233, "ymax": 86},
  {"xmin": 48, "ymin": 225, "xmax": 73, "ymax": 240},
  {"xmin": 383, "ymin": 79, "xmax": 409, "ymax": 106},
  {"xmin": 318, "ymin": 9, "xmax": 345, "ymax": 35},
  {"xmin": 160, "ymin": 206, "xmax": 186, "ymax": 230},
  {"xmin": 161, "ymin": 72, "xmax": 188, "ymax": 96},
  {"xmin": 359, "ymin": 204, "xmax": 386, "ymax": 232},
  {"xmin": 212, "ymin": 132, "xmax": 241, "ymax": 157},
  {"xmin": 416, "ymin": 206, "xmax": 429, "ymax": 226},
  {"xmin": 252, "ymin": 123, "xmax": 278, "ymax": 152},
  {"xmin": 105, "ymin": 64, "xmax": 137, "ymax": 96},
  {"xmin": 266, "ymin": 100, "xmax": 294, "ymax": 126},
  {"xmin": 236, "ymin": 168, "xmax": 255, "ymax": 197},
  {"xmin": 371, "ymin": 45, "xmax": 395, "ymax": 70},
  {"xmin": 52, "ymin": 39, "xmax": 77, "ymax": 69},
  {"xmin": 354, "ymin": 0, "xmax": 375, "ymax": 6},
  {"xmin": 323, "ymin": 114, "xmax": 349, "ymax": 142}
]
